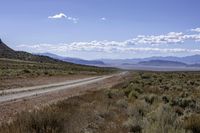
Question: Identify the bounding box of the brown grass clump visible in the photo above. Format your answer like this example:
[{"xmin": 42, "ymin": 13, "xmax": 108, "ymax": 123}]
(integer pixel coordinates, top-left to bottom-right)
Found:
[
  {"xmin": 0, "ymin": 107, "xmax": 65, "ymax": 133},
  {"xmin": 184, "ymin": 114, "xmax": 200, "ymax": 133}
]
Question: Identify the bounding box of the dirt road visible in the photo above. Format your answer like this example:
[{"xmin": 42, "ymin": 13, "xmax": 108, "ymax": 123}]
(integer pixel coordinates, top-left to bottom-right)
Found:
[
  {"xmin": 0, "ymin": 71, "xmax": 128, "ymax": 123},
  {"xmin": 0, "ymin": 72, "xmax": 128, "ymax": 103},
  {"xmin": 0, "ymin": 74, "xmax": 120, "ymax": 103}
]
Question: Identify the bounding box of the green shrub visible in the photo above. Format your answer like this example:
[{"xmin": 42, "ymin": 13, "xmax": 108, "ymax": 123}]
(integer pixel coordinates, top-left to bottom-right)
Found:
[
  {"xmin": 128, "ymin": 90, "xmax": 139, "ymax": 99},
  {"xmin": 170, "ymin": 97, "xmax": 196, "ymax": 109}
]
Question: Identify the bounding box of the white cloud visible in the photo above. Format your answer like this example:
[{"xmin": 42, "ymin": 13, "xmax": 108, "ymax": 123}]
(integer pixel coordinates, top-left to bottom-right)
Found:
[
  {"xmin": 183, "ymin": 34, "xmax": 200, "ymax": 42},
  {"xmin": 191, "ymin": 28, "xmax": 200, "ymax": 32},
  {"xmin": 16, "ymin": 27, "xmax": 200, "ymax": 54},
  {"xmin": 101, "ymin": 17, "xmax": 107, "ymax": 21},
  {"xmin": 132, "ymin": 32, "xmax": 184, "ymax": 45},
  {"xmin": 121, "ymin": 47, "xmax": 200, "ymax": 53},
  {"xmin": 48, "ymin": 13, "xmax": 67, "ymax": 19},
  {"xmin": 16, "ymin": 43, "xmax": 200, "ymax": 54},
  {"xmin": 48, "ymin": 13, "xmax": 78, "ymax": 23},
  {"xmin": 126, "ymin": 32, "xmax": 200, "ymax": 45}
]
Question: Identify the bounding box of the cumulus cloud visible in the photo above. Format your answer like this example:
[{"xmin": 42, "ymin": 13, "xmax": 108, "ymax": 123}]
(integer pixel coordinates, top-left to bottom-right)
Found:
[
  {"xmin": 48, "ymin": 13, "xmax": 67, "ymax": 19},
  {"xmin": 121, "ymin": 47, "xmax": 200, "ymax": 53},
  {"xmin": 48, "ymin": 13, "xmax": 78, "ymax": 23},
  {"xmin": 128, "ymin": 32, "xmax": 200, "ymax": 45},
  {"xmin": 17, "ymin": 43, "xmax": 200, "ymax": 54},
  {"xmin": 17, "ymin": 40, "xmax": 127, "ymax": 53},
  {"xmin": 183, "ymin": 34, "xmax": 200, "ymax": 42},
  {"xmin": 16, "ymin": 27, "xmax": 200, "ymax": 54},
  {"xmin": 134, "ymin": 32, "xmax": 184, "ymax": 45},
  {"xmin": 191, "ymin": 28, "xmax": 200, "ymax": 32},
  {"xmin": 130, "ymin": 32, "xmax": 200, "ymax": 45}
]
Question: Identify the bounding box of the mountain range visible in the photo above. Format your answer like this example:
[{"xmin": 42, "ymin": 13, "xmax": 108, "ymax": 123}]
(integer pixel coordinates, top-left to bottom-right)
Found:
[
  {"xmin": 138, "ymin": 60, "xmax": 188, "ymax": 67},
  {"xmin": 37, "ymin": 53, "xmax": 105, "ymax": 66},
  {"xmin": 39, "ymin": 52, "xmax": 200, "ymax": 69},
  {"xmin": 2, "ymin": 38, "xmax": 200, "ymax": 70},
  {"xmin": 101, "ymin": 55, "xmax": 200, "ymax": 66}
]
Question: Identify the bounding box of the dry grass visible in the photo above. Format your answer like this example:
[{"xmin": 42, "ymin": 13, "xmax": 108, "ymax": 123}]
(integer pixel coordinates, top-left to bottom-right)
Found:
[
  {"xmin": 0, "ymin": 107, "xmax": 65, "ymax": 133},
  {"xmin": 0, "ymin": 58, "xmax": 116, "ymax": 80},
  {"xmin": 1, "ymin": 71, "xmax": 200, "ymax": 133}
]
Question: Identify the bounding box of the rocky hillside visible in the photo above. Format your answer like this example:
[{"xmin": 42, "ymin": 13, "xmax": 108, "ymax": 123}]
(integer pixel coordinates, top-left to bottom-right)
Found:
[
  {"xmin": 0, "ymin": 39, "xmax": 16, "ymax": 58},
  {"xmin": 0, "ymin": 39, "xmax": 61, "ymax": 63}
]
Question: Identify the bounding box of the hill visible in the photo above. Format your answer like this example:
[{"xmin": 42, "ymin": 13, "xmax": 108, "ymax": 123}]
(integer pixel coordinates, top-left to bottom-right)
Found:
[
  {"xmin": 0, "ymin": 39, "xmax": 61, "ymax": 63},
  {"xmin": 0, "ymin": 39, "xmax": 16, "ymax": 57}
]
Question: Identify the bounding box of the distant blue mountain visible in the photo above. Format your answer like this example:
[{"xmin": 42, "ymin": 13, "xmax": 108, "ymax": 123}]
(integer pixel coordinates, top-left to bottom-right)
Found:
[
  {"xmin": 143, "ymin": 55, "xmax": 200, "ymax": 64},
  {"xmin": 102, "ymin": 55, "xmax": 200, "ymax": 65},
  {"xmin": 138, "ymin": 60, "xmax": 187, "ymax": 67},
  {"xmin": 38, "ymin": 53, "xmax": 105, "ymax": 66},
  {"xmin": 37, "ymin": 53, "xmax": 200, "ymax": 69}
]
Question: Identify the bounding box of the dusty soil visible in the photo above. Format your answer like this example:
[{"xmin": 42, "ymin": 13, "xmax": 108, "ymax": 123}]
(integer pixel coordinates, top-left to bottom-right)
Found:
[
  {"xmin": 0, "ymin": 72, "xmax": 128, "ymax": 124},
  {"xmin": 0, "ymin": 75, "xmax": 91, "ymax": 90}
]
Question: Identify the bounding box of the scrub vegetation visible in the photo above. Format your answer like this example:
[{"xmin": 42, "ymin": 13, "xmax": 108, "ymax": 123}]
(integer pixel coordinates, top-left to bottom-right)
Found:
[
  {"xmin": 0, "ymin": 58, "xmax": 115, "ymax": 79},
  {"xmin": 1, "ymin": 71, "xmax": 200, "ymax": 133}
]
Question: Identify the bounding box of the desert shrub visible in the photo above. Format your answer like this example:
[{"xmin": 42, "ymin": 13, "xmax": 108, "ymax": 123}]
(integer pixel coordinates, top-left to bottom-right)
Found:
[
  {"xmin": 123, "ymin": 117, "xmax": 143, "ymax": 133},
  {"xmin": 162, "ymin": 95, "xmax": 170, "ymax": 104},
  {"xmin": 111, "ymin": 80, "xmax": 131, "ymax": 89},
  {"xmin": 180, "ymin": 92, "xmax": 189, "ymax": 98},
  {"xmin": 174, "ymin": 106, "xmax": 184, "ymax": 116},
  {"xmin": 116, "ymin": 99, "xmax": 128, "ymax": 109},
  {"xmin": 145, "ymin": 104, "xmax": 184, "ymax": 133},
  {"xmin": 0, "ymin": 107, "xmax": 65, "ymax": 133},
  {"xmin": 127, "ymin": 100, "xmax": 148, "ymax": 117},
  {"xmin": 141, "ymin": 73, "xmax": 151, "ymax": 80},
  {"xmin": 170, "ymin": 97, "xmax": 196, "ymax": 109},
  {"xmin": 23, "ymin": 69, "xmax": 31, "ymax": 73},
  {"xmin": 68, "ymin": 71, "xmax": 75, "ymax": 75},
  {"xmin": 124, "ymin": 100, "xmax": 149, "ymax": 133},
  {"xmin": 44, "ymin": 71, "xmax": 49, "ymax": 75},
  {"xmin": 123, "ymin": 83, "xmax": 143, "ymax": 99},
  {"xmin": 160, "ymin": 85, "xmax": 170, "ymax": 91},
  {"xmin": 172, "ymin": 85, "xmax": 183, "ymax": 91},
  {"xmin": 187, "ymin": 80, "xmax": 195, "ymax": 86},
  {"xmin": 128, "ymin": 90, "xmax": 139, "ymax": 99},
  {"xmin": 184, "ymin": 114, "xmax": 200, "ymax": 133},
  {"xmin": 105, "ymin": 89, "xmax": 113, "ymax": 99},
  {"xmin": 124, "ymin": 87, "xmax": 132, "ymax": 97},
  {"xmin": 144, "ymin": 94, "xmax": 157, "ymax": 105},
  {"xmin": 105, "ymin": 88, "xmax": 125, "ymax": 99}
]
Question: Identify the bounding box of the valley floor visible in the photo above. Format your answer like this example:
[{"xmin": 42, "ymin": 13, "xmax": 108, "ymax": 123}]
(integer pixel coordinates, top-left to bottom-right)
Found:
[{"xmin": 1, "ymin": 71, "xmax": 200, "ymax": 133}]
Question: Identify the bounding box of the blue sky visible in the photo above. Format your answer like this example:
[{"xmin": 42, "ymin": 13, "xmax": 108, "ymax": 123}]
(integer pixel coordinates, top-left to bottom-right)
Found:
[{"xmin": 0, "ymin": 0, "xmax": 200, "ymax": 59}]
